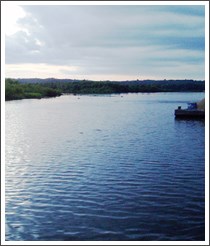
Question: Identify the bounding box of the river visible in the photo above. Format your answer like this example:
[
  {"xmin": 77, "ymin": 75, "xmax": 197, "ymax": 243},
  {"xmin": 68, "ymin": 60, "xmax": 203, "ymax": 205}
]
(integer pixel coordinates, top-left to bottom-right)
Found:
[{"xmin": 5, "ymin": 92, "xmax": 205, "ymax": 241}]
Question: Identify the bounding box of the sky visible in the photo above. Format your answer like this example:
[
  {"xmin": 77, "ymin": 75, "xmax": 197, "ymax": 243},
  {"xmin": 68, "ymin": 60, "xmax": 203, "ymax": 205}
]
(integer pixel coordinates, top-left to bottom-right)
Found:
[{"xmin": 2, "ymin": 1, "xmax": 207, "ymax": 81}]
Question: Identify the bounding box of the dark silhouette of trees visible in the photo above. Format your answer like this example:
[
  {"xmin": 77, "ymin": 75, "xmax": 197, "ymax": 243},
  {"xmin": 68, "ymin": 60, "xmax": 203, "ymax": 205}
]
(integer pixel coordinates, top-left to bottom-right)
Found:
[{"xmin": 5, "ymin": 78, "xmax": 205, "ymax": 101}]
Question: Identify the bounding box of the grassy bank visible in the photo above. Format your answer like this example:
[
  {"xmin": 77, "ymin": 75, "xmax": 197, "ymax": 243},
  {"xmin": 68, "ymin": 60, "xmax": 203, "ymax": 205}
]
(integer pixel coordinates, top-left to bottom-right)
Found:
[{"xmin": 5, "ymin": 79, "xmax": 62, "ymax": 101}]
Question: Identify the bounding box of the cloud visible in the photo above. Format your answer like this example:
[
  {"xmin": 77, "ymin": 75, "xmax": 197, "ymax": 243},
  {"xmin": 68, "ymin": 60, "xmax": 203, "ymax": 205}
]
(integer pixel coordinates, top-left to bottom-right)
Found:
[{"xmin": 5, "ymin": 4, "xmax": 205, "ymax": 80}]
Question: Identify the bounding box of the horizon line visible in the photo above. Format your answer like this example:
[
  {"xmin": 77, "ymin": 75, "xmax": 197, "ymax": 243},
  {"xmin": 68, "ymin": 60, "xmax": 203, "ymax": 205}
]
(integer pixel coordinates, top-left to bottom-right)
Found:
[{"xmin": 6, "ymin": 77, "xmax": 205, "ymax": 82}]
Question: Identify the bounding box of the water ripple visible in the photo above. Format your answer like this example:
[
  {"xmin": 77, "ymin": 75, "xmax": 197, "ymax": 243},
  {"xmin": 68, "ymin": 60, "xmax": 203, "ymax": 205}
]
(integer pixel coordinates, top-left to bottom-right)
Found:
[{"xmin": 5, "ymin": 93, "xmax": 205, "ymax": 241}]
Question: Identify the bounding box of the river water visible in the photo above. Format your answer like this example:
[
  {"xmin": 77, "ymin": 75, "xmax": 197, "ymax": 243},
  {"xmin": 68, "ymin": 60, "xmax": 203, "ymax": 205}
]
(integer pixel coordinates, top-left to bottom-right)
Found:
[{"xmin": 5, "ymin": 92, "xmax": 205, "ymax": 241}]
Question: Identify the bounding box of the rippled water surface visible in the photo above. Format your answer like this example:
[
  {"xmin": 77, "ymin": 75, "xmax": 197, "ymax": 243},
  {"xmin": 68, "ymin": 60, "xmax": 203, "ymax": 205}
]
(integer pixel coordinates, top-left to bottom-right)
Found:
[{"xmin": 5, "ymin": 92, "xmax": 205, "ymax": 241}]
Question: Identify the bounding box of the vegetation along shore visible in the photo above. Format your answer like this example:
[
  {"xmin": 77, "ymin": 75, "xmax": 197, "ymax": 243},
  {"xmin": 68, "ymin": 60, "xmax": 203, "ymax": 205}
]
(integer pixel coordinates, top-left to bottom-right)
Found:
[{"xmin": 5, "ymin": 78, "xmax": 205, "ymax": 101}]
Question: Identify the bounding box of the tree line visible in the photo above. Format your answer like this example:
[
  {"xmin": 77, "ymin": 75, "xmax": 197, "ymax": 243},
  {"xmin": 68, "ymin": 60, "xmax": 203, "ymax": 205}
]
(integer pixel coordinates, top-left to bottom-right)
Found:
[
  {"xmin": 5, "ymin": 78, "xmax": 205, "ymax": 101},
  {"xmin": 5, "ymin": 78, "xmax": 62, "ymax": 101}
]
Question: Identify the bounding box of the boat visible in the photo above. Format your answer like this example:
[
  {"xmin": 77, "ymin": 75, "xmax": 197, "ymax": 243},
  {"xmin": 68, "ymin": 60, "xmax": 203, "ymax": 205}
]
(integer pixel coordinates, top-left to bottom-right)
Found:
[{"xmin": 175, "ymin": 98, "xmax": 205, "ymax": 119}]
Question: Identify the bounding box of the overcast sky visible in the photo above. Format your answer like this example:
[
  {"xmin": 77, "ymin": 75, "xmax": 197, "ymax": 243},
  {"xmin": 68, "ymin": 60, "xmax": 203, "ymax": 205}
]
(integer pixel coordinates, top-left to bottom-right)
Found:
[{"xmin": 4, "ymin": 3, "xmax": 206, "ymax": 81}]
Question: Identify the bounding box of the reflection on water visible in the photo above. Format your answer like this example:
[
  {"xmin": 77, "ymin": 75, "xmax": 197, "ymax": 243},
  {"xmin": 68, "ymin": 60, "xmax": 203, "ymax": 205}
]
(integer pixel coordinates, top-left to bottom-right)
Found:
[
  {"xmin": 5, "ymin": 92, "xmax": 205, "ymax": 241},
  {"xmin": 175, "ymin": 117, "xmax": 205, "ymax": 124}
]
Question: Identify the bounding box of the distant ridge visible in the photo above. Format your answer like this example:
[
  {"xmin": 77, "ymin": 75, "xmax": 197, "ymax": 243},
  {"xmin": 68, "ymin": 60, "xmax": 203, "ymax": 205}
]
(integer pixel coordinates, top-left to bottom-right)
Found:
[
  {"xmin": 13, "ymin": 78, "xmax": 205, "ymax": 93},
  {"xmin": 16, "ymin": 78, "xmax": 205, "ymax": 85}
]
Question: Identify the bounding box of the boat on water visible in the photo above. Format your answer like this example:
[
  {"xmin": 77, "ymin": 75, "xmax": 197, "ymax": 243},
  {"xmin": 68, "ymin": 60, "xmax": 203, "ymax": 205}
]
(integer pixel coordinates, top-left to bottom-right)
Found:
[{"xmin": 175, "ymin": 98, "xmax": 205, "ymax": 119}]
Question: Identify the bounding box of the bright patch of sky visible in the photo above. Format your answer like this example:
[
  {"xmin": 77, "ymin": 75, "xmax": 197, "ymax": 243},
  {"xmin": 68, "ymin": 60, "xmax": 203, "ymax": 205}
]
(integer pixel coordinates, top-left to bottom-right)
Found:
[
  {"xmin": 2, "ymin": 1, "xmax": 207, "ymax": 80},
  {"xmin": 5, "ymin": 5, "xmax": 26, "ymax": 35}
]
